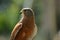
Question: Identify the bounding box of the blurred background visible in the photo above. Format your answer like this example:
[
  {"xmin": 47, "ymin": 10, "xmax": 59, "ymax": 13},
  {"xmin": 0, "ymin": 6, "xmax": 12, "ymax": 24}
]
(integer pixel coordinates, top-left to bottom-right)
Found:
[{"xmin": 0, "ymin": 0, "xmax": 60, "ymax": 40}]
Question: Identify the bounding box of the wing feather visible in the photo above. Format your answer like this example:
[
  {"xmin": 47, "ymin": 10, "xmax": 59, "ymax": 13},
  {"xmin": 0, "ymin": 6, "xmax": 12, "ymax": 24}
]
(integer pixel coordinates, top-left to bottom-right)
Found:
[{"xmin": 10, "ymin": 23, "xmax": 22, "ymax": 40}]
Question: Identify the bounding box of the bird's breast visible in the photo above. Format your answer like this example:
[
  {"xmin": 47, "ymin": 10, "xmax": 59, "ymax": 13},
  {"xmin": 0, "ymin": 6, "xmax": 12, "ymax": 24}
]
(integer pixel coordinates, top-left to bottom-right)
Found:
[{"xmin": 15, "ymin": 23, "xmax": 35, "ymax": 40}]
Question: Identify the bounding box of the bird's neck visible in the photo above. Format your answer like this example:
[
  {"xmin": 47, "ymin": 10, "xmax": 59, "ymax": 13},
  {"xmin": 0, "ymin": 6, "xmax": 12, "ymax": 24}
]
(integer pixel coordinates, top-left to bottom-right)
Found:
[{"xmin": 22, "ymin": 16, "xmax": 35, "ymax": 25}]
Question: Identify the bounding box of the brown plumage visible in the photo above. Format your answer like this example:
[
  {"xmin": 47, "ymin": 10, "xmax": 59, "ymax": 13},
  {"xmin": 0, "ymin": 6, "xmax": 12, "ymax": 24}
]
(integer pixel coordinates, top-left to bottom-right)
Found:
[{"xmin": 10, "ymin": 8, "xmax": 37, "ymax": 40}]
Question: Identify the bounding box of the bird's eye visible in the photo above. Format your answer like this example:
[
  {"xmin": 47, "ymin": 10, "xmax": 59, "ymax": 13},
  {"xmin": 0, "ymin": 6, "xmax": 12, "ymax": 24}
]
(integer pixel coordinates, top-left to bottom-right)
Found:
[{"xmin": 24, "ymin": 10, "xmax": 26, "ymax": 12}]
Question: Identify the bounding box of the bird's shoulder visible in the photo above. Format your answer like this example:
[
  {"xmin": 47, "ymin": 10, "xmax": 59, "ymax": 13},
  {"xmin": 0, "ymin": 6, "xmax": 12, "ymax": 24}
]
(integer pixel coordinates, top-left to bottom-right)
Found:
[{"xmin": 10, "ymin": 22, "xmax": 22, "ymax": 40}]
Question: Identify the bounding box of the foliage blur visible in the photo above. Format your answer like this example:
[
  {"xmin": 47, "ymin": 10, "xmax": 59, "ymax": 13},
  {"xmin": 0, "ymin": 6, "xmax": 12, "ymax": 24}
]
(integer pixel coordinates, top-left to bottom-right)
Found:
[
  {"xmin": 0, "ymin": 0, "xmax": 23, "ymax": 34},
  {"xmin": 0, "ymin": 0, "xmax": 24, "ymax": 40},
  {"xmin": 0, "ymin": 0, "xmax": 60, "ymax": 40}
]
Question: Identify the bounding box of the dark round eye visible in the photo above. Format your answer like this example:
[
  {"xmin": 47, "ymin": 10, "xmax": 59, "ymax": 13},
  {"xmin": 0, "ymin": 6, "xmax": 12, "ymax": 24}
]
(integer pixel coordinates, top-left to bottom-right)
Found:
[
  {"xmin": 24, "ymin": 10, "xmax": 27, "ymax": 11},
  {"xmin": 24, "ymin": 9, "xmax": 31, "ymax": 11}
]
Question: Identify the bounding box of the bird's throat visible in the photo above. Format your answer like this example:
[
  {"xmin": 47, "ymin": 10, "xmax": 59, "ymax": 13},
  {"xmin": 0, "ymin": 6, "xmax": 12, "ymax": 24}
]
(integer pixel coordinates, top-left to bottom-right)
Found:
[{"xmin": 22, "ymin": 16, "xmax": 35, "ymax": 26}]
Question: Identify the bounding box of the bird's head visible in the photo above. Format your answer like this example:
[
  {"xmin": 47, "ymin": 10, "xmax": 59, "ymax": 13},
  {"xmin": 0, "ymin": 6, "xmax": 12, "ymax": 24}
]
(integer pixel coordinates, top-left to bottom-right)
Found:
[{"xmin": 20, "ymin": 8, "xmax": 34, "ymax": 17}]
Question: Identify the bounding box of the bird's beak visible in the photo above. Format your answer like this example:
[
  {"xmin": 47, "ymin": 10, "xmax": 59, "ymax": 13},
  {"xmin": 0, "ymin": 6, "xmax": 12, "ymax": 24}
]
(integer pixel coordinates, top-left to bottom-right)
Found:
[
  {"xmin": 20, "ymin": 10, "xmax": 22, "ymax": 12},
  {"xmin": 20, "ymin": 12, "xmax": 22, "ymax": 14},
  {"xmin": 19, "ymin": 10, "xmax": 22, "ymax": 15},
  {"xmin": 20, "ymin": 9, "xmax": 23, "ymax": 14}
]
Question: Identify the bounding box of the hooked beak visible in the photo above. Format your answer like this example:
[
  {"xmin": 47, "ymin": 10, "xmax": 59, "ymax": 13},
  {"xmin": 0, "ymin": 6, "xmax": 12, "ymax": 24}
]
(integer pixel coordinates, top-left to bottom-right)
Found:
[{"xmin": 19, "ymin": 10, "xmax": 22, "ymax": 15}]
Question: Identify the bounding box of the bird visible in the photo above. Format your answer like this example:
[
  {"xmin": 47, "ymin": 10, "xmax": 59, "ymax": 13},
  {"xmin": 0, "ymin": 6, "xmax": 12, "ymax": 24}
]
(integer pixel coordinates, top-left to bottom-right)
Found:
[{"xmin": 10, "ymin": 8, "xmax": 37, "ymax": 40}]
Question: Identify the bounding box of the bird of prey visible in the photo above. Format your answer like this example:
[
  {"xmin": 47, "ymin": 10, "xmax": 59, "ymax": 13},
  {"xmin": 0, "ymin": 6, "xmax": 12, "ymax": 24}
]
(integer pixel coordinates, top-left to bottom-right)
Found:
[{"xmin": 10, "ymin": 8, "xmax": 37, "ymax": 40}]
